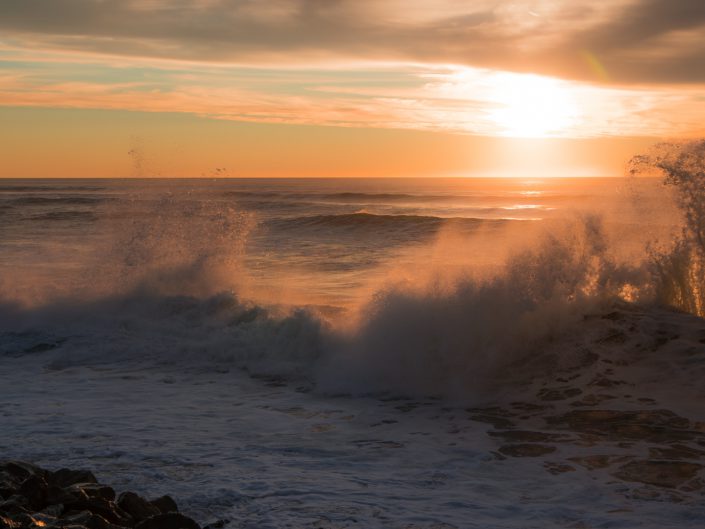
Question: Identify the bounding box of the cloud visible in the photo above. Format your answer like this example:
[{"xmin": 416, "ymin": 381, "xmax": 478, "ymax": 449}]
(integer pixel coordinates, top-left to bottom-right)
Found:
[
  {"xmin": 0, "ymin": 0, "xmax": 703, "ymax": 84},
  {"xmin": 1, "ymin": 58, "xmax": 703, "ymax": 139}
]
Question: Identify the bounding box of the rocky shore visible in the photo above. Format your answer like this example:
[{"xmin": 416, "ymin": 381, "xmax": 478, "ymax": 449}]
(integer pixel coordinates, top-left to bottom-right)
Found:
[{"xmin": 0, "ymin": 462, "xmax": 215, "ymax": 529}]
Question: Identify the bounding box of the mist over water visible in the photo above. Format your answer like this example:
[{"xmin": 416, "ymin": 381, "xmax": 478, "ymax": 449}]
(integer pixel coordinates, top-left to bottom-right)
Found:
[
  {"xmin": 4, "ymin": 149, "xmax": 705, "ymax": 527},
  {"xmin": 0, "ymin": 162, "xmax": 692, "ymax": 399}
]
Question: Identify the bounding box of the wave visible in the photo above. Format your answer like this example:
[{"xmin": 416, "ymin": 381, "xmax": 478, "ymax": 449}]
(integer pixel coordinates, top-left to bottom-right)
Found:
[
  {"xmin": 0, "ymin": 210, "xmax": 646, "ymax": 401},
  {"xmin": 5, "ymin": 196, "xmax": 111, "ymax": 206},
  {"xmin": 2, "ymin": 141, "xmax": 704, "ymax": 401},
  {"xmin": 27, "ymin": 211, "xmax": 98, "ymax": 222},
  {"xmin": 0, "ymin": 185, "xmax": 106, "ymax": 193},
  {"xmin": 266, "ymin": 212, "xmax": 505, "ymax": 234},
  {"xmin": 227, "ymin": 190, "xmax": 573, "ymax": 205},
  {"xmin": 629, "ymin": 140, "xmax": 705, "ymax": 315}
]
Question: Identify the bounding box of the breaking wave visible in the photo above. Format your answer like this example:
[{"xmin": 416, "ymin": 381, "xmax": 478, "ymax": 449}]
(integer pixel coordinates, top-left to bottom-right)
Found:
[
  {"xmin": 266, "ymin": 212, "xmax": 502, "ymax": 234},
  {"xmin": 1, "ymin": 140, "xmax": 704, "ymax": 400}
]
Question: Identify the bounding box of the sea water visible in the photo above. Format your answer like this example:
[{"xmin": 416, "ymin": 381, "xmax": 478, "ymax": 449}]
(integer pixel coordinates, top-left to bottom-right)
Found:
[{"xmin": 1, "ymin": 175, "xmax": 704, "ymax": 528}]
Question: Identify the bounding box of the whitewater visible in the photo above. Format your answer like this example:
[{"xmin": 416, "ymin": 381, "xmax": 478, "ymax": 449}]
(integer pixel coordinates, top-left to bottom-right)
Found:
[{"xmin": 2, "ymin": 142, "xmax": 705, "ymax": 528}]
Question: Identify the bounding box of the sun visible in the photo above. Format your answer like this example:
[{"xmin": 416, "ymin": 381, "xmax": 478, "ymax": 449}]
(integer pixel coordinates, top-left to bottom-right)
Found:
[{"xmin": 487, "ymin": 73, "xmax": 580, "ymax": 138}]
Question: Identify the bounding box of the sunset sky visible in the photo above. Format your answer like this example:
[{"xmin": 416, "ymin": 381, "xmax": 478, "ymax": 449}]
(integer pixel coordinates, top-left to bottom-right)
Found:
[{"xmin": 1, "ymin": 0, "xmax": 704, "ymax": 177}]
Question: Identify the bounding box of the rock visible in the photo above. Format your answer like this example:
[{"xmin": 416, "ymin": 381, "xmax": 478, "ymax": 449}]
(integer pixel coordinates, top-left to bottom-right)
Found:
[
  {"xmin": 39, "ymin": 504, "xmax": 63, "ymax": 518},
  {"xmin": 613, "ymin": 460, "xmax": 703, "ymax": 489},
  {"xmin": 569, "ymin": 455, "xmax": 630, "ymax": 471},
  {"xmin": 0, "ymin": 515, "xmax": 19, "ymax": 529},
  {"xmin": 64, "ymin": 498, "xmax": 132, "ymax": 527},
  {"xmin": 545, "ymin": 409, "xmax": 698, "ymax": 443},
  {"xmin": 19, "ymin": 476, "xmax": 48, "ymax": 510},
  {"xmin": 61, "ymin": 510, "xmax": 93, "ymax": 526},
  {"xmin": 135, "ymin": 513, "xmax": 200, "ymax": 529},
  {"xmin": 31, "ymin": 512, "xmax": 58, "ymax": 527},
  {"xmin": 46, "ymin": 485, "xmax": 87, "ymax": 506},
  {"xmin": 498, "ymin": 444, "xmax": 556, "ymax": 457},
  {"xmin": 1, "ymin": 463, "xmax": 45, "ymax": 482},
  {"xmin": 117, "ymin": 492, "xmax": 160, "ymax": 522},
  {"xmin": 49, "ymin": 470, "xmax": 98, "ymax": 489},
  {"xmin": 67, "ymin": 484, "xmax": 115, "ymax": 502},
  {"xmin": 0, "ymin": 463, "xmax": 198, "ymax": 529},
  {"xmin": 149, "ymin": 497, "xmax": 178, "ymax": 515},
  {"xmin": 543, "ymin": 463, "xmax": 576, "ymax": 475},
  {"xmin": 202, "ymin": 520, "xmax": 229, "ymax": 529},
  {"xmin": 0, "ymin": 495, "xmax": 30, "ymax": 515},
  {"xmin": 488, "ymin": 430, "xmax": 570, "ymax": 443},
  {"xmin": 537, "ymin": 387, "xmax": 582, "ymax": 401}
]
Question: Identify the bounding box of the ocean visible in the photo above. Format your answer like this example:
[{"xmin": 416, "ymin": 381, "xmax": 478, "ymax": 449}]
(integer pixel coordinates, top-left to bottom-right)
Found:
[{"xmin": 2, "ymin": 176, "xmax": 705, "ymax": 528}]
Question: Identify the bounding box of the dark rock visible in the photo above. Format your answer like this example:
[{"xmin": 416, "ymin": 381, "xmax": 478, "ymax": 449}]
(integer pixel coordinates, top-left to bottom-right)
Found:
[
  {"xmin": 569, "ymin": 454, "xmax": 630, "ymax": 470},
  {"xmin": 135, "ymin": 513, "xmax": 200, "ymax": 529},
  {"xmin": 488, "ymin": 430, "xmax": 570, "ymax": 443},
  {"xmin": 0, "ymin": 475, "xmax": 20, "ymax": 499},
  {"xmin": 46, "ymin": 485, "xmax": 87, "ymax": 506},
  {"xmin": 537, "ymin": 387, "xmax": 582, "ymax": 401},
  {"xmin": 49, "ymin": 470, "xmax": 98, "ymax": 489},
  {"xmin": 67, "ymin": 484, "xmax": 115, "ymax": 502},
  {"xmin": 202, "ymin": 520, "xmax": 229, "ymax": 529},
  {"xmin": 545, "ymin": 409, "xmax": 698, "ymax": 444},
  {"xmin": 613, "ymin": 460, "xmax": 703, "ymax": 489},
  {"xmin": 1, "ymin": 464, "xmax": 196, "ymax": 529},
  {"xmin": 498, "ymin": 444, "xmax": 556, "ymax": 457},
  {"xmin": 83, "ymin": 512, "xmax": 131, "ymax": 529},
  {"xmin": 0, "ymin": 515, "xmax": 19, "ymax": 529},
  {"xmin": 8, "ymin": 513, "xmax": 39, "ymax": 528},
  {"xmin": 543, "ymin": 462, "xmax": 576, "ymax": 475},
  {"xmin": 19, "ymin": 476, "xmax": 48, "ymax": 510},
  {"xmin": 64, "ymin": 498, "xmax": 132, "ymax": 527},
  {"xmin": 39, "ymin": 504, "xmax": 63, "ymax": 518},
  {"xmin": 0, "ymin": 496, "xmax": 30, "ymax": 515},
  {"xmin": 1, "ymin": 463, "xmax": 45, "ymax": 482},
  {"xmin": 31, "ymin": 513, "xmax": 58, "ymax": 527},
  {"xmin": 148, "ymin": 497, "xmax": 178, "ymax": 515},
  {"xmin": 62, "ymin": 509, "xmax": 130, "ymax": 529},
  {"xmin": 117, "ymin": 493, "xmax": 159, "ymax": 522}
]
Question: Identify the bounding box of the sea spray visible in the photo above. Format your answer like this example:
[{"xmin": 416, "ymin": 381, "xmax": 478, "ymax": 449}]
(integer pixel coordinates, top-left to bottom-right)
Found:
[
  {"xmin": 0, "ymin": 168, "xmax": 700, "ymax": 399},
  {"xmin": 629, "ymin": 140, "xmax": 705, "ymax": 315}
]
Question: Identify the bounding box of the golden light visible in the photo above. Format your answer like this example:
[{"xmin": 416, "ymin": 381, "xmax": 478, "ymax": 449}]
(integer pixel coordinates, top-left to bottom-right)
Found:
[{"xmin": 487, "ymin": 73, "xmax": 580, "ymax": 138}]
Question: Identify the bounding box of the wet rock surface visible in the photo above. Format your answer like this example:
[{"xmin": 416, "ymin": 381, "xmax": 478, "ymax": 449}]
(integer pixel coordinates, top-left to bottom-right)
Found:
[
  {"xmin": 0, "ymin": 463, "xmax": 203, "ymax": 529},
  {"xmin": 473, "ymin": 305, "xmax": 705, "ymax": 499}
]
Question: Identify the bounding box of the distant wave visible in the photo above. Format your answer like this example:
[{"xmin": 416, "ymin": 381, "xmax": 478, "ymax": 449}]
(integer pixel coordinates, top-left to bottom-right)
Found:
[
  {"xmin": 6, "ymin": 196, "xmax": 111, "ymax": 206},
  {"xmin": 228, "ymin": 190, "xmax": 576, "ymax": 205},
  {"xmin": 313, "ymin": 192, "xmax": 457, "ymax": 202},
  {"xmin": 267, "ymin": 212, "xmax": 502, "ymax": 233},
  {"xmin": 0, "ymin": 185, "xmax": 105, "ymax": 192},
  {"xmin": 28, "ymin": 211, "xmax": 98, "ymax": 222}
]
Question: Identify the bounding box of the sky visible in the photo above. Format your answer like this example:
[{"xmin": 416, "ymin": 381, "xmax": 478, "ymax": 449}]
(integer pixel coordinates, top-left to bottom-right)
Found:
[{"xmin": 1, "ymin": 0, "xmax": 704, "ymax": 177}]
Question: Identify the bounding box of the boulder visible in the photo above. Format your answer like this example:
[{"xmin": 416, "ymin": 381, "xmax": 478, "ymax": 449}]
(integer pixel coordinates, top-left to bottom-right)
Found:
[
  {"xmin": 63, "ymin": 499, "xmax": 132, "ymax": 527},
  {"xmin": 148, "ymin": 497, "xmax": 178, "ymax": 515},
  {"xmin": 46, "ymin": 485, "xmax": 87, "ymax": 506},
  {"xmin": 49, "ymin": 470, "xmax": 98, "ymax": 489},
  {"xmin": 0, "ymin": 495, "xmax": 30, "ymax": 515},
  {"xmin": 0, "ymin": 515, "xmax": 19, "ymax": 529},
  {"xmin": 135, "ymin": 513, "xmax": 200, "ymax": 529},
  {"xmin": 67, "ymin": 485, "xmax": 115, "ymax": 502},
  {"xmin": 117, "ymin": 493, "xmax": 159, "ymax": 522},
  {"xmin": 19, "ymin": 476, "xmax": 47, "ymax": 511}
]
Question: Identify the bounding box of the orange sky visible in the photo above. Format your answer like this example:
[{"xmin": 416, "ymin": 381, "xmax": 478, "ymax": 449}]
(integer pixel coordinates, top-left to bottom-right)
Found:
[{"xmin": 0, "ymin": 1, "xmax": 703, "ymax": 177}]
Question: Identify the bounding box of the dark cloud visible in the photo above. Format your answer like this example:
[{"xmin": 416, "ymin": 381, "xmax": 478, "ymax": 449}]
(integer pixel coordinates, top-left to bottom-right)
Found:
[{"xmin": 0, "ymin": 0, "xmax": 704, "ymax": 84}]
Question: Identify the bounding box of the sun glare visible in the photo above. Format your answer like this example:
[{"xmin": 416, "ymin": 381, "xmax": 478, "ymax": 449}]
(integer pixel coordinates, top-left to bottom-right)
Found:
[{"xmin": 488, "ymin": 73, "xmax": 580, "ymax": 138}]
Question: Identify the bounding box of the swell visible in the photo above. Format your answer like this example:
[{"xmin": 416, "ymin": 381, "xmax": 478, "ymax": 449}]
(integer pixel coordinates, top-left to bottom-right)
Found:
[
  {"xmin": 0, "ymin": 185, "xmax": 105, "ymax": 192},
  {"xmin": 4, "ymin": 196, "xmax": 112, "ymax": 206},
  {"xmin": 227, "ymin": 190, "xmax": 578, "ymax": 204},
  {"xmin": 266, "ymin": 212, "xmax": 506, "ymax": 233}
]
